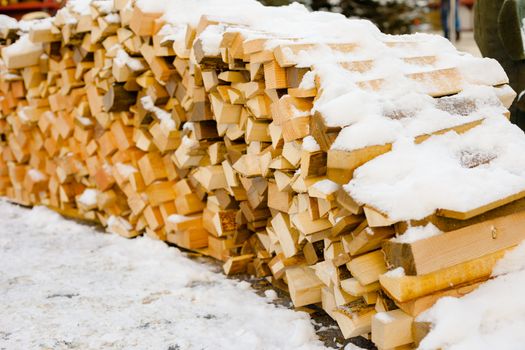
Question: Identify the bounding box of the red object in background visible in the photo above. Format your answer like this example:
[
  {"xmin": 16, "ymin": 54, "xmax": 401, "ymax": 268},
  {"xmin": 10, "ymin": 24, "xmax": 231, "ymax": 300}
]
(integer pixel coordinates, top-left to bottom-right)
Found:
[{"xmin": 0, "ymin": 0, "xmax": 64, "ymax": 20}]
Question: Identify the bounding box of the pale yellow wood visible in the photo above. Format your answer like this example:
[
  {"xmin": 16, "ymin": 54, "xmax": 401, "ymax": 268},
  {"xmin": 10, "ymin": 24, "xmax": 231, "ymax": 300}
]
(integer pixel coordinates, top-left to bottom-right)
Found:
[
  {"xmin": 286, "ymin": 265, "xmax": 323, "ymax": 307},
  {"xmin": 371, "ymin": 310, "xmax": 414, "ymax": 349},
  {"xmin": 384, "ymin": 210, "xmax": 525, "ymax": 276},
  {"xmin": 379, "ymin": 248, "xmax": 509, "ymax": 302},
  {"xmin": 347, "ymin": 250, "xmax": 387, "ymax": 285}
]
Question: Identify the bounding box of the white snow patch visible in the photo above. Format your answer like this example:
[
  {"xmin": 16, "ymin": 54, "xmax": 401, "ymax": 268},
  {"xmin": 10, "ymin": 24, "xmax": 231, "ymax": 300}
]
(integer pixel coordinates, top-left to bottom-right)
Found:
[
  {"xmin": 2, "ymin": 34, "xmax": 42, "ymax": 58},
  {"xmin": 0, "ymin": 14, "xmax": 17, "ymax": 31},
  {"xmin": 418, "ymin": 241, "xmax": 525, "ymax": 350},
  {"xmin": 344, "ymin": 343, "xmax": 366, "ymax": 350},
  {"xmin": 346, "ymin": 117, "xmax": 525, "ymax": 221},
  {"xmin": 391, "ymin": 223, "xmax": 442, "ymax": 244},
  {"xmin": 264, "ymin": 289, "xmax": 278, "ymax": 301},
  {"xmin": 78, "ymin": 189, "xmax": 99, "ymax": 206},
  {"xmin": 302, "ymin": 136, "xmax": 321, "ymax": 152},
  {"xmin": 0, "ymin": 200, "xmax": 329, "ymax": 350},
  {"xmin": 115, "ymin": 162, "xmax": 137, "ymax": 178},
  {"xmin": 312, "ymin": 179, "xmax": 340, "ymax": 195},
  {"xmin": 299, "ymin": 71, "xmax": 316, "ymax": 90},
  {"xmin": 167, "ymin": 214, "xmax": 192, "ymax": 223},
  {"xmin": 27, "ymin": 169, "xmax": 45, "ymax": 182},
  {"xmin": 384, "ymin": 267, "xmax": 405, "ymax": 278},
  {"xmin": 141, "ymin": 96, "xmax": 175, "ymax": 130}
]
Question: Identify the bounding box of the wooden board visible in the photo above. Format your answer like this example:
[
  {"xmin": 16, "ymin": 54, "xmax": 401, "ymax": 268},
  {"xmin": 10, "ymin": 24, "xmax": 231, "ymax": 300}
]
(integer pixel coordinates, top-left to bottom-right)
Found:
[
  {"xmin": 383, "ymin": 210, "xmax": 525, "ymax": 275},
  {"xmin": 379, "ymin": 248, "xmax": 509, "ymax": 302}
]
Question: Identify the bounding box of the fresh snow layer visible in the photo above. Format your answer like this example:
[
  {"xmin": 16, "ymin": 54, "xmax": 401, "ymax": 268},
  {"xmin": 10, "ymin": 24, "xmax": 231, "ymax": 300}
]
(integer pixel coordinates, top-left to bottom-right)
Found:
[
  {"xmin": 312, "ymin": 179, "xmax": 340, "ymax": 195},
  {"xmin": 2, "ymin": 34, "xmax": 42, "ymax": 57},
  {"xmin": 418, "ymin": 242, "xmax": 525, "ymax": 350},
  {"xmin": 302, "ymin": 136, "xmax": 321, "ymax": 152},
  {"xmin": 346, "ymin": 117, "xmax": 525, "ymax": 221},
  {"xmin": 330, "ymin": 85, "xmax": 506, "ymax": 152},
  {"xmin": 66, "ymin": 0, "xmax": 510, "ymax": 153},
  {"xmin": 391, "ymin": 223, "xmax": 442, "ymax": 244},
  {"xmin": 0, "ymin": 200, "xmax": 329, "ymax": 350},
  {"xmin": 0, "ymin": 14, "xmax": 17, "ymax": 30}
]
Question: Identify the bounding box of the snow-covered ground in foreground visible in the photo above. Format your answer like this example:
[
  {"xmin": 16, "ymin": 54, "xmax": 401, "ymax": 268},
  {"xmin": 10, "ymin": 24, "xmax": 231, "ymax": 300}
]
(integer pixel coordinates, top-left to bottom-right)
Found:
[
  {"xmin": 418, "ymin": 242, "xmax": 525, "ymax": 350},
  {"xmin": 0, "ymin": 200, "xmax": 330, "ymax": 350}
]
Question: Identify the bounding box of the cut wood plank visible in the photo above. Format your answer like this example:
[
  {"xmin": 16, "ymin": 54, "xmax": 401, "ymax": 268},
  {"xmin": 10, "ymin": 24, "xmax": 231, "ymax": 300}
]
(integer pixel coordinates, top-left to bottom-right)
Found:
[
  {"xmin": 334, "ymin": 298, "xmax": 376, "ymax": 339},
  {"xmin": 371, "ymin": 309, "xmax": 413, "ymax": 350},
  {"xmin": 286, "ymin": 265, "xmax": 323, "ymax": 307},
  {"xmin": 383, "ymin": 210, "xmax": 525, "ymax": 275},
  {"xmin": 437, "ymin": 189, "xmax": 525, "ymax": 220},
  {"xmin": 223, "ymin": 254, "xmax": 254, "ymax": 275},
  {"xmin": 347, "ymin": 250, "xmax": 388, "ymax": 286},
  {"xmin": 379, "ymin": 248, "xmax": 509, "ymax": 302},
  {"xmin": 396, "ymin": 281, "xmax": 481, "ymax": 317}
]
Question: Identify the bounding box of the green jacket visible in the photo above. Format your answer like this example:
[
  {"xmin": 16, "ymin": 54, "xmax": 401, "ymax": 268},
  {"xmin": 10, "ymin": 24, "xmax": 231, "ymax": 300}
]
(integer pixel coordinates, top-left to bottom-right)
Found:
[{"xmin": 474, "ymin": 0, "xmax": 525, "ymax": 128}]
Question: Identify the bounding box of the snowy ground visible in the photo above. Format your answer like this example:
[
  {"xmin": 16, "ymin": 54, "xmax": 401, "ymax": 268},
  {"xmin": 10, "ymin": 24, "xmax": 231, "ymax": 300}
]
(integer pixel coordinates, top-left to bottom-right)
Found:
[
  {"xmin": 0, "ymin": 199, "xmax": 335, "ymax": 350},
  {"xmin": 419, "ymin": 241, "xmax": 525, "ymax": 350},
  {"xmin": 4, "ymin": 197, "xmax": 525, "ymax": 350}
]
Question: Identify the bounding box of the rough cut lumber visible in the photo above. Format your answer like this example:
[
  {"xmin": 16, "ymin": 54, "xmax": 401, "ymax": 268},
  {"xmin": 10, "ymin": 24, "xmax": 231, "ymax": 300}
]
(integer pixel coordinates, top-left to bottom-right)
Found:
[
  {"xmin": 379, "ymin": 249, "xmax": 509, "ymax": 302},
  {"xmin": 436, "ymin": 189, "xmax": 525, "ymax": 220},
  {"xmin": 384, "ymin": 210, "xmax": 525, "ymax": 275},
  {"xmin": 334, "ymin": 298, "xmax": 376, "ymax": 339},
  {"xmin": 396, "ymin": 281, "xmax": 481, "ymax": 317},
  {"xmin": 285, "ymin": 265, "xmax": 323, "ymax": 307},
  {"xmin": 371, "ymin": 309, "xmax": 414, "ymax": 349},
  {"xmin": 347, "ymin": 250, "xmax": 388, "ymax": 286}
]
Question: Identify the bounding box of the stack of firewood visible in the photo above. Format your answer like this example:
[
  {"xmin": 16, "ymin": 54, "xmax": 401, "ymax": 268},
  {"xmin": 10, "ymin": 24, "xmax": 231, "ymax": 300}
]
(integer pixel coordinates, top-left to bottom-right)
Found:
[{"xmin": 1, "ymin": 1, "xmax": 523, "ymax": 348}]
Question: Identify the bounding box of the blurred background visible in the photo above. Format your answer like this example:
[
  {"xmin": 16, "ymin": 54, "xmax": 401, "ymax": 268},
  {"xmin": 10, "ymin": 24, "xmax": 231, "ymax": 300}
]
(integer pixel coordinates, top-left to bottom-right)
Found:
[
  {"xmin": 0, "ymin": 0, "xmax": 479, "ymax": 54},
  {"xmin": 261, "ymin": 0, "xmax": 479, "ymax": 55}
]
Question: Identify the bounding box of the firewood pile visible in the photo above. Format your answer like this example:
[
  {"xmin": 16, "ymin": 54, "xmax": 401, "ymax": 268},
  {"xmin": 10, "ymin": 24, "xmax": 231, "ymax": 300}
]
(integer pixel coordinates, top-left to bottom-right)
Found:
[{"xmin": 1, "ymin": 1, "xmax": 524, "ymax": 347}]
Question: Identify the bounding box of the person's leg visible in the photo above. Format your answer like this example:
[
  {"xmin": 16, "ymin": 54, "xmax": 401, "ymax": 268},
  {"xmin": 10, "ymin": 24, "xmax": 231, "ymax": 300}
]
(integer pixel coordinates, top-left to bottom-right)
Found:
[
  {"xmin": 441, "ymin": 3, "xmax": 450, "ymax": 39},
  {"xmin": 455, "ymin": 0, "xmax": 461, "ymax": 41}
]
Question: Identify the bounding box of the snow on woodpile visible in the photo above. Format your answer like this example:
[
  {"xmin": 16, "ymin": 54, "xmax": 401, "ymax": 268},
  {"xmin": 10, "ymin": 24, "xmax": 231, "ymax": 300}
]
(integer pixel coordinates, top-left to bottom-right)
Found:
[
  {"xmin": 345, "ymin": 117, "xmax": 525, "ymax": 221},
  {"xmin": 0, "ymin": 0, "xmax": 524, "ymax": 348}
]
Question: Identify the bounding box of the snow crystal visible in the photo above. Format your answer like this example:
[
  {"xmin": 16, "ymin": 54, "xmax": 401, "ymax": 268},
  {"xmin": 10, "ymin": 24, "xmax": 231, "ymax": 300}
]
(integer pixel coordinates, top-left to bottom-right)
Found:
[
  {"xmin": 107, "ymin": 215, "xmax": 132, "ymax": 230},
  {"xmin": 181, "ymin": 135, "xmax": 198, "ymax": 147},
  {"xmin": 65, "ymin": 0, "xmax": 93, "ymax": 15},
  {"xmin": 76, "ymin": 115, "xmax": 93, "ymax": 126},
  {"xmin": 199, "ymin": 24, "xmax": 225, "ymax": 56},
  {"xmin": 115, "ymin": 48, "xmax": 144, "ymax": 71}
]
